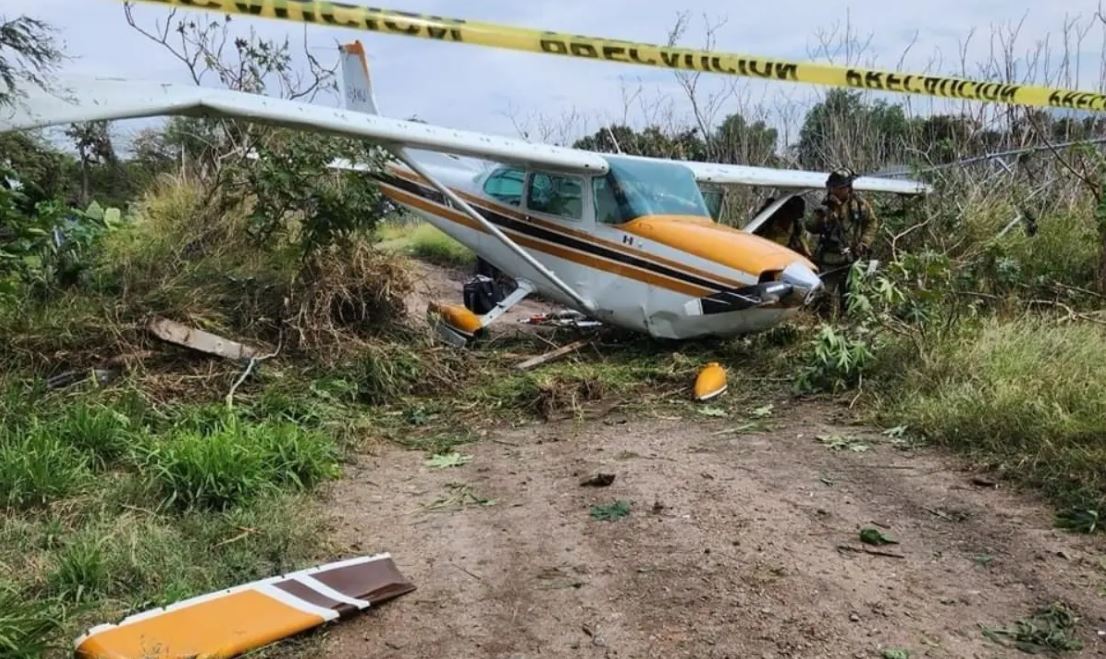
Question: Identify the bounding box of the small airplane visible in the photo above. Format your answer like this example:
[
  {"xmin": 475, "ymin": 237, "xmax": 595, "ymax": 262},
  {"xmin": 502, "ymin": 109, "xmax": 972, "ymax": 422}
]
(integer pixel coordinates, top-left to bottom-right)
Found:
[{"xmin": 0, "ymin": 40, "xmax": 929, "ymax": 348}]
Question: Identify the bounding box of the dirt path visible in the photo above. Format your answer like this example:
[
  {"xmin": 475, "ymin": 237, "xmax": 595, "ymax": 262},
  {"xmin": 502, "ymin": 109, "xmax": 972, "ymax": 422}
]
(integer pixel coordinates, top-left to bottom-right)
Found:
[{"xmin": 320, "ymin": 401, "xmax": 1106, "ymax": 658}]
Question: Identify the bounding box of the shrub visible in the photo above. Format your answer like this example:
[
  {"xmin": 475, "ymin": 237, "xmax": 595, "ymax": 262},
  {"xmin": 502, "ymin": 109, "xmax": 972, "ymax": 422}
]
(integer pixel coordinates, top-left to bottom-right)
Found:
[{"xmin": 795, "ymin": 325, "xmax": 874, "ymax": 393}]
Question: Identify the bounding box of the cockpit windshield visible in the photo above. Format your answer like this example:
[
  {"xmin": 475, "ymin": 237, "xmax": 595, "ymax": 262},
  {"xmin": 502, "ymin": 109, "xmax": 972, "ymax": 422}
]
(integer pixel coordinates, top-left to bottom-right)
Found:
[{"xmin": 593, "ymin": 156, "xmax": 711, "ymax": 224}]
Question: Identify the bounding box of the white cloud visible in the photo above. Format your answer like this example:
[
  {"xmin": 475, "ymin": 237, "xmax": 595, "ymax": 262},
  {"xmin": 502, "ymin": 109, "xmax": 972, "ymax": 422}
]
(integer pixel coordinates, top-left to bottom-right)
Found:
[{"xmin": 5, "ymin": 0, "xmax": 1106, "ymax": 145}]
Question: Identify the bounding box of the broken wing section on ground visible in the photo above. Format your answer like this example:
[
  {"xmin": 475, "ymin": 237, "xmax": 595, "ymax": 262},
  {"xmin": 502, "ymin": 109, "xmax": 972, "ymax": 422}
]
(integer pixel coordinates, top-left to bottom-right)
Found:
[
  {"xmin": 0, "ymin": 77, "xmax": 608, "ymax": 175},
  {"xmin": 74, "ymin": 554, "xmax": 414, "ymax": 658}
]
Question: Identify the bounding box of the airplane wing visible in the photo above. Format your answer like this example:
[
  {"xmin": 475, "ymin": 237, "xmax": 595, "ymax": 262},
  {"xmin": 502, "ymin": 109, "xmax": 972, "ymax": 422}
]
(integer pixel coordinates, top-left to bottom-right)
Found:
[
  {"xmin": 0, "ymin": 77, "xmax": 609, "ymax": 176},
  {"xmin": 679, "ymin": 161, "xmax": 932, "ymax": 195}
]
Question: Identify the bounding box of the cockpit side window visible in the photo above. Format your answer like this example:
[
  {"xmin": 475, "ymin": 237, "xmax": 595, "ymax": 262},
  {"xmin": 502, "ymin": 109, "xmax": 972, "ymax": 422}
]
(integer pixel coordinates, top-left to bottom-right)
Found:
[
  {"xmin": 593, "ymin": 175, "xmax": 630, "ymax": 225},
  {"xmin": 482, "ymin": 167, "xmax": 526, "ymax": 206},
  {"xmin": 526, "ymin": 172, "xmax": 584, "ymax": 221}
]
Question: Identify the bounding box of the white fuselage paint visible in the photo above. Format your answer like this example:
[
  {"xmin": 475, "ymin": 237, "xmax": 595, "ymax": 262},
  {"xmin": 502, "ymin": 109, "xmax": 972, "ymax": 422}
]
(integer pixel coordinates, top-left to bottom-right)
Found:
[{"xmin": 379, "ymin": 161, "xmax": 800, "ymax": 340}]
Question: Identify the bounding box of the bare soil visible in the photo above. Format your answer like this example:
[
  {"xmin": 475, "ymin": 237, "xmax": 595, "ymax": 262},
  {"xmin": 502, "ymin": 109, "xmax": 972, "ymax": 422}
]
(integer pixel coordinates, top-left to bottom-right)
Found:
[{"xmin": 320, "ymin": 402, "xmax": 1106, "ymax": 658}]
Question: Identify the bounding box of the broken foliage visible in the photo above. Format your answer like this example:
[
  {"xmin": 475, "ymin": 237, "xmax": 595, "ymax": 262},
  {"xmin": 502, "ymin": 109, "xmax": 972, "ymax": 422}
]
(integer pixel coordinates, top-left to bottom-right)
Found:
[
  {"xmin": 859, "ymin": 528, "xmax": 899, "ymax": 546},
  {"xmin": 981, "ymin": 603, "xmax": 1083, "ymax": 654},
  {"xmin": 590, "ymin": 500, "xmax": 631, "ymax": 522},
  {"xmin": 424, "ymin": 452, "xmax": 472, "ymax": 470},
  {"xmin": 818, "ymin": 434, "xmax": 871, "ymax": 452}
]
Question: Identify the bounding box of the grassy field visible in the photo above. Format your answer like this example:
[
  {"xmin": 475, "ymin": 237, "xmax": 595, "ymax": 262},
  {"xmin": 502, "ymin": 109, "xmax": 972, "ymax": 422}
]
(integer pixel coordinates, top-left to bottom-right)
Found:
[
  {"xmin": 376, "ymin": 221, "xmax": 475, "ymax": 269},
  {"xmin": 0, "ymin": 378, "xmax": 346, "ymax": 656},
  {"xmin": 877, "ymin": 317, "xmax": 1106, "ymax": 520},
  {"xmin": 4, "ymin": 175, "xmax": 1106, "ymax": 654}
]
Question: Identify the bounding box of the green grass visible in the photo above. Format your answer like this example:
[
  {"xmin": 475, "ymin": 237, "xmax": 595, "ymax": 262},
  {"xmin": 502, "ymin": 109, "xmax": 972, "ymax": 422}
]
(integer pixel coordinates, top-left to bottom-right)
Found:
[
  {"xmin": 145, "ymin": 415, "xmax": 340, "ymax": 511},
  {"xmin": 52, "ymin": 403, "xmax": 142, "ymax": 466},
  {"xmin": 377, "ymin": 221, "xmax": 475, "ymax": 268},
  {"xmin": 0, "ymin": 375, "xmax": 349, "ymax": 652},
  {"xmin": 0, "ymin": 425, "xmax": 92, "ymax": 509},
  {"xmin": 0, "ymin": 584, "xmax": 60, "ymax": 658},
  {"xmin": 882, "ymin": 317, "xmax": 1106, "ymax": 512}
]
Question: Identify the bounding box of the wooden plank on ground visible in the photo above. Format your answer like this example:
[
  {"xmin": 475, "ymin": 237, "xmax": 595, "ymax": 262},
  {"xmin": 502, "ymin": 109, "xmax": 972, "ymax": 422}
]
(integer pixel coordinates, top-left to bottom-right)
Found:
[
  {"xmin": 147, "ymin": 317, "xmax": 260, "ymax": 361},
  {"xmin": 515, "ymin": 339, "xmax": 589, "ymax": 371}
]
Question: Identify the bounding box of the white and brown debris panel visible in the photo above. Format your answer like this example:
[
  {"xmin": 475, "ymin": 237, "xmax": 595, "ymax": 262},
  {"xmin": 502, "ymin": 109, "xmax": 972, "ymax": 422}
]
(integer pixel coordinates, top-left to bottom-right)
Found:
[{"xmin": 74, "ymin": 554, "xmax": 414, "ymax": 658}]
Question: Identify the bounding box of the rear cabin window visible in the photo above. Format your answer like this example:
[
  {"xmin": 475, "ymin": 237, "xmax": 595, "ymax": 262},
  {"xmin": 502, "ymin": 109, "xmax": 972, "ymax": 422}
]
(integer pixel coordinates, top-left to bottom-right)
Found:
[
  {"xmin": 482, "ymin": 168, "xmax": 526, "ymax": 206},
  {"xmin": 526, "ymin": 172, "xmax": 584, "ymax": 221}
]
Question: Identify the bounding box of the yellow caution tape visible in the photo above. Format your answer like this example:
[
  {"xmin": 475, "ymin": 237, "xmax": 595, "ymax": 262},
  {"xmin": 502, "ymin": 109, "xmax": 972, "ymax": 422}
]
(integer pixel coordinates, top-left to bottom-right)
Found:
[{"xmin": 125, "ymin": 0, "xmax": 1106, "ymax": 111}]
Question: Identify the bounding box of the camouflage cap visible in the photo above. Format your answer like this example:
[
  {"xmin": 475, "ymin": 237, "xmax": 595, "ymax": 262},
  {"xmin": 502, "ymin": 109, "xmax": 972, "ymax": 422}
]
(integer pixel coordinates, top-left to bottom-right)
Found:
[{"xmin": 826, "ymin": 168, "xmax": 856, "ymax": 188}]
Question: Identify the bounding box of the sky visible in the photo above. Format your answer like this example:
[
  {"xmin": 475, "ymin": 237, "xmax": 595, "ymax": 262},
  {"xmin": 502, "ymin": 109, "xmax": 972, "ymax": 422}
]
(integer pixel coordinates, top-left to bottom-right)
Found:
[{"xmin": 6, "ymin": 0, "xmax": 1106, "ymax": 146}]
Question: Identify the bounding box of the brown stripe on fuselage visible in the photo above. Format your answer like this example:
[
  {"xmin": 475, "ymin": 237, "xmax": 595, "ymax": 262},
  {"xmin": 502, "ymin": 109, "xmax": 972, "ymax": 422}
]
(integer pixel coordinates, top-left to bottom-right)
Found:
[
  {"xmin": 385, "ymin": 167, "xmax": 745, "ymax": 290},
  {"xmin": 379, "ymin": 183, "xmax": 712, "ymax": 297}
]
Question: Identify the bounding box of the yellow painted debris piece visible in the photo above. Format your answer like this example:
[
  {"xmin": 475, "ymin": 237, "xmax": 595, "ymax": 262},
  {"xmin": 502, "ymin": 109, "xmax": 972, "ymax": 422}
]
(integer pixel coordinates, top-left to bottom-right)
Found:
[
  {"xmin": 74, "ymin": 554, "xmax": 414, "ymax": 659},
  {"xmin": 694, "ymin": 362, "xmax": 728, "ymax": 401}
]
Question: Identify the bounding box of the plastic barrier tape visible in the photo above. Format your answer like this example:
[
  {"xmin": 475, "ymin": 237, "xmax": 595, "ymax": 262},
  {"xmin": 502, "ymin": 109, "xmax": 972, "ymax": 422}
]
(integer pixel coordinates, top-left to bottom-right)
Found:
[{"xmin": 123, "ymin": 0, "xmax": 1106, "ymax": 111}]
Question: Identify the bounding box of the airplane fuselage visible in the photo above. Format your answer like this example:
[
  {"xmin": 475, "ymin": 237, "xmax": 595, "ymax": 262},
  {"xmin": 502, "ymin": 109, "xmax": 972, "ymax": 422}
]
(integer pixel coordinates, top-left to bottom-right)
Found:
[{"xmin": 375, "ymin": 154, "xmax": 822, "ymax": 340}]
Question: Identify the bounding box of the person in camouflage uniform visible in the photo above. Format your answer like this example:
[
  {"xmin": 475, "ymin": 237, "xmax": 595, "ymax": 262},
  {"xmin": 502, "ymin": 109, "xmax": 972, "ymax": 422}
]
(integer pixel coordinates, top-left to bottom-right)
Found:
[
  {"xmin": 756, "ymin": 196, "xmax": 810, "ymax": 257},
  {"xmin": 805, "ymin": 168, "xmax": 879, "ymax": 315}
]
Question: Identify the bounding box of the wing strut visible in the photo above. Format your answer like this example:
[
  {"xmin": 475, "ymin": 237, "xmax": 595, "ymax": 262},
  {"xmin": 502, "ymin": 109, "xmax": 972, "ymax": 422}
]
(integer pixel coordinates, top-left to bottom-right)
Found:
[{"xmin": 391, "ymin": 149, "xmax": 596, "ymax": 314}]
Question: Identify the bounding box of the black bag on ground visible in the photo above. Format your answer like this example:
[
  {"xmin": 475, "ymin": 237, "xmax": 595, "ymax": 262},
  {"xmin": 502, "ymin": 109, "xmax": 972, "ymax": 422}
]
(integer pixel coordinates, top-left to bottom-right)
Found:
[{"xmin": 463, "ymin": 275, "xmax": 503, "ymax": 315}]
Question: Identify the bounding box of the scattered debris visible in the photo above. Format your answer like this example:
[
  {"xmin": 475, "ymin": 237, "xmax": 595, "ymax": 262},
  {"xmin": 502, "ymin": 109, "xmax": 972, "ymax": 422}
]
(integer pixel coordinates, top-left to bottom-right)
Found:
[
  {"xmin": 515, "ymin": 339, "xmax": 590, "ymax": 371},
  {"xmin": 46, "ymin": 368, "xmax": 119, "ymax": 390},
  {"xmin": 837, "ymin": 544, "xmax": 907, "ymax": 560},
  {"xmin": 817, "ymin": 434, "xmax": 870, "ymax": 452},
  {"xmin": 590, "ymin": 500, "xmax": 631, "ymax": 522},
  {"xmin": 581, "ymin": 623, "xmax": 608, "ymax": 648},
  {"xmin": 579, "ymin": 473, "xmax": 616, "ymax": 488},
  {"xmin": 860, "ymin": 528, "xmax": 899, "ymax": 546},
  {"xmin": 1055, "ymin": 508, "xmax": 1099, "ymax": 534},
  {"xmin": 148, "ymin": 317, "xmax": 260, "ymax": 361},
  {"xmin": 46, "ymin": 350, "xmax": 156, "ymax": 390},
  {"xmin": 882, "ymin": 425, "xmax": 923, "ymax": 450},
  {"xmin": 522, "ymin": 311, "xmax": 602, "ymax": 329},
  {"xmin": 74, "ymin": 554, "xmax": 414, "ymax": 657},
  {"xmin": 925, "ymin": 507, "xmax": 969, "ymax": 523},
  {"xmin": 424, "ymin": 452, "xmax": 473, "ymax": 469},
  {"xmin": 450, "ymin": 563, "xmax": 484, "ymax": 582},
  {"xmin": 697, "ymin": 406, "xmax": 729, "ymax": 418},
  {"xmin": 750, "ymin": 403, "xmax": 775, "ymax": 419},
  {"xmin": 425, "ymin": 483, "xmax": 496, "ymax": 511},
  {"xmin": 981, "ymin": 603, "xmax": 1083, "ymax": 654},
  {"xmin": 693, "ymin": 362, "xmax": 727, "ymax": 402},
  {"xmin": 882, "ymin": 425, "xmax": 909, "ymax": 439},
  {"xmin": 534, "ymin": 565, "xmax": 588, "ymax": 590}
]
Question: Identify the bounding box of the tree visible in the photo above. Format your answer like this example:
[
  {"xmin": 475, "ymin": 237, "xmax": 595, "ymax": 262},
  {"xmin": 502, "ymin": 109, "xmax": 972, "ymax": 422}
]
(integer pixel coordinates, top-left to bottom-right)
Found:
[
  {"xmin": 125, "ymin": 8, "xmax": 385, "ymax": 253},
  {"xmin": 797, "ymin": 89, "xmax": 911, "ymax": 171},
  {"xmin": 714, "ymin": 113, "xmax": 779, "ymax": 167},
  {"xmin": 64, "ymin": 122, "xmax": 118, "ymax": 205},
  {"xmin": 0, "ymin": 15, "xmax": 60, "ymax": 106}
]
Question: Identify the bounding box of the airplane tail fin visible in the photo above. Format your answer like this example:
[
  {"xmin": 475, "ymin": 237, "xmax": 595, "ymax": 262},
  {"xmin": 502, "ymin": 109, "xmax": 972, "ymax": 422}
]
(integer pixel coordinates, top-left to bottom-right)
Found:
[{"xmin": 339, "ymin": 41, "xmax": 380, "ymax": 115}]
